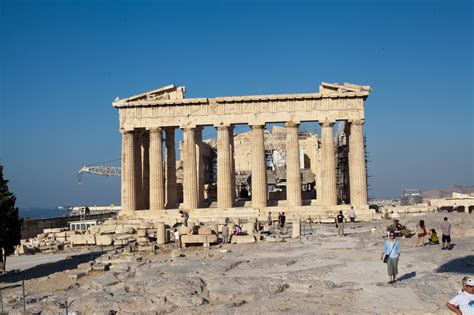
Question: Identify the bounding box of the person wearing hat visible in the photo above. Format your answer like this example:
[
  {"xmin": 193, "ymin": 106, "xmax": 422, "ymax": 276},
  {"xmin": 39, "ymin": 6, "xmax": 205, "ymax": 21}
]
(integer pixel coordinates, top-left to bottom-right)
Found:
[{"xmin": 447, "ymin": 277, "xmax": 474, "ymax": 314}]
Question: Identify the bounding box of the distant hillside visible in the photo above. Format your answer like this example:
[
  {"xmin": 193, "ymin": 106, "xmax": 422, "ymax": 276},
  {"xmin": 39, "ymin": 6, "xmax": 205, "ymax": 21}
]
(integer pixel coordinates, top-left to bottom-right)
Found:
[{"xmin": 422, "ymin": 185, "xmax": 474, "ymax": 199}]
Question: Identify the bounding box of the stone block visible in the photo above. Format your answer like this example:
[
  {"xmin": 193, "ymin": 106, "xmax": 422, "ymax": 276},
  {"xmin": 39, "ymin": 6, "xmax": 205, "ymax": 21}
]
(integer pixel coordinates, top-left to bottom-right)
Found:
[
  {"xmin": 242, "ymin": 223, "xmax": 256, "ymax": 234},
  {"xmin": 68, "ymin": 271, "xmax": 86, "ymax": 279},
  {"xmin": 181, "ymin": 234, "xmax": 218, "ymax": 248},
  {"xmin": 115, "ymin": 225, "xmax": 135, "ymax": 234},
  {"xmin": 99, "ymin": 225, "xmax": 116, "ymax": 234},
  {"xmin": 88, "ymin": 225, "xmax": 100, "ymax": 234},
  {"xmin": 179, "ymin": 225, "xmax": 193, "ymax": 235},
  {"xmin": 139, "ymin": 222, "xmax": 153, "ymax": 229},
  {"xmin": 96, "ymin": 235, "xmax": 113, "ymax": 246},
  {"xmin": 70, "ymin": 234, "xmax": 96, "ymax": 246},
  {"xmin": 198, "ymin": 226, "xmax": 213, "ymax": 235},
  {"xmin": 137, "ymin": 229, "xmax": 147, "ymax": 237},
  {"xmin": 15, "ymin": 244, "xmax": 30, "ymax": 255},
  {"xmin": 231, "ymin": 235, "xmax": 256, "ymax": 244},
  {"xmin": 209, "ymin": 223, "xmax": 218, "ymax": 234},
  {"xmin": 114, "ymin": 239, "xmax": 131, "ymax": 246},
  {"xmin": 137, "ymin": 237, "xmax": 148, "ymax": 244},
  {"xmin": 156, "ymin": 222, "xmax": 166, "ymax": 245}
]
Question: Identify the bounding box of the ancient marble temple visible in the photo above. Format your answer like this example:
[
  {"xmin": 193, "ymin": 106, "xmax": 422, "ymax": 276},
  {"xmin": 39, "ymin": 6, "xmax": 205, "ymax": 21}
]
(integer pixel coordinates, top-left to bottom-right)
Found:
[{"xmin": 112, "ymin": 82, "xmax": 374, "ymax": 221}]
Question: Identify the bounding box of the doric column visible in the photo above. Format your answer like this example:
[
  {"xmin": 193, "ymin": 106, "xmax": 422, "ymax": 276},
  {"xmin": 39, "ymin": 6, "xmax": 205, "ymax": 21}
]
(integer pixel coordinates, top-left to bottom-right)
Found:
[
  {"xmin": 121, "ymin": 130, "xmax": 136, "ymax": 213},
  {"xmin": 217, "ymin": 125, "xmax": 233, "ymax": 209},
  {"xmin": 286, "ymin": 122, "xmax": 302, "ymax": 207},
  {"xmin": 195, "ymin": 127, "xmax": 205, "ymax": 207},
  {"xmin": 141, "ymin": 132, "xmax": 150, "ymax": 209},
  {"xmin": 183, "ymin": 127, "xmax": 198, "ymax": 210},
  {"xmin": 165, "ymin": 127, "xmax": 177, "ymax": 208},
  {"xmin": 251, "ymin": 125, "xmax": 267, "ymax": 208},
  {"xmin": 320, "ymin": 121, "xmax": 337, "ymax": 206},
  {"xmin": 349, "ymin": 119, "xmax": 368, "ymax": 205},
  {"xmin": 149, "ymin": 128, "xmax": 165, "ymax": 211},
  {"xmin": 133, "ymin": 130, "xmax": 144, "ymax": 210},
  {"xmin": 229, "ymin": 126, "xmax": 236, "ymax": 204}
]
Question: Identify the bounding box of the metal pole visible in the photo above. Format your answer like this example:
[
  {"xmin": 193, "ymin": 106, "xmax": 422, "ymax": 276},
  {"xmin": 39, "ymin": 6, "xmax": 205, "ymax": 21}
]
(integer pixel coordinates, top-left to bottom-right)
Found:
[
  {"xmin": 22, "ymin": 280, "xmax": 26, "ymax": 312},
  {"xmin": 65, "ymin": 299, "xmax": 68, "ymax": 315}
]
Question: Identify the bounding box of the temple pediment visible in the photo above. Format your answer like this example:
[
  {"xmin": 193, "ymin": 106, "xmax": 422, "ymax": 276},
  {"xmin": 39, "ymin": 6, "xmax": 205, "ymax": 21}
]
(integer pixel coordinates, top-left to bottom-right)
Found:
[
  {"xmin": 114, "ymin": 85, "xmax": 186, "ymax": 103},
  {"xmin": 320, "ymin": 82, "xmax": 372, "ymax": 94}
]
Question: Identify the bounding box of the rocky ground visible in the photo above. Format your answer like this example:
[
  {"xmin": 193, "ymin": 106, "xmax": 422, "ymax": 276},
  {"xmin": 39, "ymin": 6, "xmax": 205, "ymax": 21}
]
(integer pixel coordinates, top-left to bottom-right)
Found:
[{"xmin": 1, "ymin": 211, "xmax": 473, "ymax": 314}]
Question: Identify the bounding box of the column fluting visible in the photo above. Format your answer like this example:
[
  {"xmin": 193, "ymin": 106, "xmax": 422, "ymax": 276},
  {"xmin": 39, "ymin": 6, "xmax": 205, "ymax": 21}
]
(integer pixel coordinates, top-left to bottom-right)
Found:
[
  {"xmin": 149, "ymin": 128, "xmax": 165, "ymax": 211},
  {"xmin": 349, "ymin": 119, "xmax": 368, "ymax": 206},
  {"xmin": 183, "ymin": 127, "xmax": 198, "ymax": 210},
  {"xmin": 251, "ymin": 125, "xmax": 267, "ymax": 208},
  {"xmin": 320, "ymin": 121, "xmax": 337, "ymax": 206},
  {"xmin": 165, "ymin": 127, "xmax": 177, "ymax": 208},
  {"xmin": 286, "ymin": 122, "xmax": 302, "ymax": 207},
  {"xmin": 217, "ymin": 125, "xmax": 232, "ymax": 209},
  {"xmin": 121, "ymin": 130, "xmax": 136, "ymax": 213}
]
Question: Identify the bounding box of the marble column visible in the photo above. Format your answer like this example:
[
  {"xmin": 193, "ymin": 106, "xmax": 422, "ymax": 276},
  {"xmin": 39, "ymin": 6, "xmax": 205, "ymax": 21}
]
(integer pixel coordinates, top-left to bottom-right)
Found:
[
  {"xmin": 348, "ymin": 119, "xmax": 368, "ymax": 205},
  {"xmin": 195, "ymin": 127, "xmax": 205, "ymax": 207},
  {"xmin": 320, "ymin": 121, "xmax": 337, "ymax": 206},
  {"xmin": 165, "ymin": 127, "xmax": 177, "ymax": 208},
  {"xmin": 133, "ymin": 130, "xmax": 144, "ymax": 210},
  {"xmin": 229, "ymin": 126, "xmax": 236, "ymax": 204},
  {"xmin": 251, "ymin": 125, "xmax": 267, "ymax": 208},
  {"xmin": 141, "ymin": 132, "xmax": 150, "ymax": 209},
  {"xmin": 149, "ymin": 128, "xmax": 165, "ymax": 211},
  {"xmin": 217, "ymin": 125, "xmax": 233, "ymax": 209},
  {"xmin": 121, "ymin": 130, "xmax": 136, "ymax": 213},
  {"xmin": 183, "ymin": 127, "xmax": 198, "ymax": 210},
  {"xmin": 286, "ymin": 122, "xmax": 302, "ymax": 207}
]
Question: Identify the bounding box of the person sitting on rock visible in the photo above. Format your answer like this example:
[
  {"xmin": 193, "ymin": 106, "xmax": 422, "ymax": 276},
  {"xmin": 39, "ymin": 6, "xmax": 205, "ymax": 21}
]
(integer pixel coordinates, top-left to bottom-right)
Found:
[
  {"xmin": 234, "ymin": 225, "xmax": 242, "ymax": 236},
  {"xmin": 428, "ymin": 228, "xmax": 440, "ymax": 244}
]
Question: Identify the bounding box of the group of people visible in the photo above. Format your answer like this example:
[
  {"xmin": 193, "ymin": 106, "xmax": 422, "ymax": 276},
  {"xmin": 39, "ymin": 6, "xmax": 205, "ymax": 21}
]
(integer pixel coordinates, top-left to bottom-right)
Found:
[
  {"xmin": 267, "ymin": 211, "xmax": 286, "ymax": 229},
  {"xmin": 414, "ymin": 217, "xmax": 452, "ymax": 249},
  {"xmin": 381, "ymin": 216, "xmax": 455, "ymax": 286}
]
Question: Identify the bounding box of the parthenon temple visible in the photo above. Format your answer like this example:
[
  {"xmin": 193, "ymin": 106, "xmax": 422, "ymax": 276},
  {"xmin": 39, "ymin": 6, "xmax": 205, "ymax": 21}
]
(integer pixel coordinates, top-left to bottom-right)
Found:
[{"xmin": 112, "ymin": 82, "xmax": 375, "ymax": 222}]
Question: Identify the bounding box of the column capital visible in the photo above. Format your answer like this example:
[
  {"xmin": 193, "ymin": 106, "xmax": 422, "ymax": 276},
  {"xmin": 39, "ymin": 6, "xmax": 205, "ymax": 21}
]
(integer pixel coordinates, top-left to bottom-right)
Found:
[
  {"xmin": 320, "ymin": 120, "xmax": 335, "ymax": 128},
  {"xmin": 148, "ymin": 127, "xmax": 163, "ymax": 133},
  {"xmin": 349, "ymin": 119, "xmax": 365, "ymax": 126},
  {"xmin": 120, "ymin": 128, "xmax": 134, "ymax": 134},
  {"xmin": 250, "ymin": 124, "xmax": 265, "ymax": 129},
  {"xmin": 285, "ymin": 121, "xmax": 299, "ymax": 128},
  {"xmin": 216, "ymin": 125, "xmax": 230, "ymax": 131}
]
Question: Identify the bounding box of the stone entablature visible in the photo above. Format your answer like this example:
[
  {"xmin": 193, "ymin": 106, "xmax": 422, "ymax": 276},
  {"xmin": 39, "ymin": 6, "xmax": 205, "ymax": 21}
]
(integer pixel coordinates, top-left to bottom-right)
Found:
[{"xmin": 113, "ymin": 83, "xmax": 370, "ymax": 129}]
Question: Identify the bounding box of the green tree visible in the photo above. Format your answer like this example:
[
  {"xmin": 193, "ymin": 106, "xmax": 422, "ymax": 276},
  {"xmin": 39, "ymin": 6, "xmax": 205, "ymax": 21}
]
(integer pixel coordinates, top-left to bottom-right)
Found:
[{"xmin": 0, "ymin": 164, "xmax": 22, "ymax": 272}]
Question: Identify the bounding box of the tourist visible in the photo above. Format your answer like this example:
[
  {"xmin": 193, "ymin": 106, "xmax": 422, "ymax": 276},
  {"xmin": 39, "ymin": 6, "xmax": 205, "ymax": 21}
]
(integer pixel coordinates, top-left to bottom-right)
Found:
[
  {"xmin": 267, "ymin": 212, "xmax": 273, "ymax": 226},
  {"xmin": 428, "ymin": 229, "xmax": 440, "ymax": 244},
  {"xmin": 336, "ymin": 210, "xmax": 345, "ymax": 237},
  {"xmin": 447, "ymin": 278, "xmax": 474, "ymax": 314},
  {"xmin": 441, "ymin": 217, "xmax": 452, "ymax": 250},
  {"xmin": 349, "ymin": 206, "xmax": 356, "ymax": 223},
  {"xmin": 173, "ymin": 229, "xmax": 181, "ymax": 249},
  {"xmin": 279, "ymin": 212, "xmax": 286, "ymax": 228},
  {"xmin": 180, "ymin": 210, "xmax": 189, "ymax": 227},
  {"xmin": 234, "ymin": 225, "xmax": 242, "ymax": 236},
  {"xmin": 381, "ymin": 231, "xmax": 401, "ymax": 284},
  {"xmin": 458, "ymin": 276, "xmax": 471, "ymax": 294},
  {"xmin": 415, "ymin": 219, "xmax": 427, "ymax": 247},
  {"xmin": 222, "ymin": 223, "xmax": 229, "ymax": 244}
]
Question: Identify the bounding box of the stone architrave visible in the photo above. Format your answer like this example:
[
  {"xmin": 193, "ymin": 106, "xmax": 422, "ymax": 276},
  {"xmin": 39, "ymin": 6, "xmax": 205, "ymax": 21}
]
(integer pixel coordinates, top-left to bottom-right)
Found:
[
  {"xmin": 149, "ymin": 128, "xmax": 165, "ymax": 211},
  {"xmin": 286, "ymin": 122, "xmax": 302, "ymax": 207},
  {"xmin": 183, "ymin": 127, "xmax": 198, "ymax": 210},
  {"xmin": 196, "ymin": 127, "xmax": 205, "ymax": 207},
  {"xmin": 133, "ymin": 130, "xmax": 144, "ymax": 210},
  {"xmin": 217, "ymin": 125, "xmax": 233, "ymax": 209},
  {"xmin": 320, "ymin": 121, "xmax": 337, "ymax": 206},
  {"xmin": 251, "ymin": 125, "xmax": 267, "ymax": 208},
  {"xmin": 349, "ymin": 119, "xmax": 368, "ymax": 206},
  {"xmin": 121, "ymin": 130, "xmax": 136, "ymax": 213},
  {"xmin": 165, "ymin": 127, "xmax": 177, "ymax": 208}
]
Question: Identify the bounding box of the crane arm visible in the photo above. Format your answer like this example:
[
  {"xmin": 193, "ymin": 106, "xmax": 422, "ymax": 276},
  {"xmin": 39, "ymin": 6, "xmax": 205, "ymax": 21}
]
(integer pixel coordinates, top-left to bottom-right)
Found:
[{"xmin": 78, "ymin": 166, "xmax": 121, "ymax": 184}]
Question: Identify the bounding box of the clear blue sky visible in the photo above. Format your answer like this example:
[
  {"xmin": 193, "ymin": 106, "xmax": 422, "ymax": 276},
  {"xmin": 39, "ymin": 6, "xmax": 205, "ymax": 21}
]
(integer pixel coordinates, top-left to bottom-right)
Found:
[{"xmin": 0, "ymin": 0, "xmax": 472, "ymax": 208}]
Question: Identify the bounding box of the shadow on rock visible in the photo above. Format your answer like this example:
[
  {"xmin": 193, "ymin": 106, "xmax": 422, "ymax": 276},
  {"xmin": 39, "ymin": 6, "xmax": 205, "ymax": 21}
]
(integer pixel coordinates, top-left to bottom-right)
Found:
[
  {"xmin": 436, "ymin": 255, "xmax": 474, "ymax": 274},
  {"xmin": 397, "ymin": 271, "xmax": 416, "ymax": 282},
  {"xmin": 0, "ymin": 251, "xmax": 103, "ymax": 283}
]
